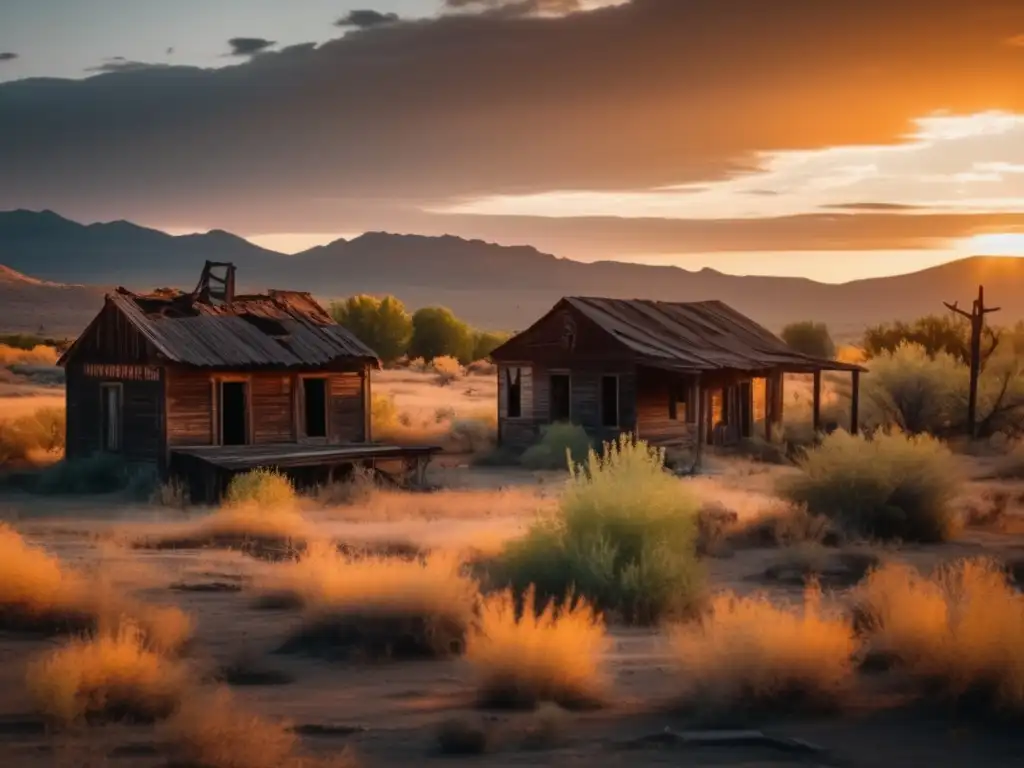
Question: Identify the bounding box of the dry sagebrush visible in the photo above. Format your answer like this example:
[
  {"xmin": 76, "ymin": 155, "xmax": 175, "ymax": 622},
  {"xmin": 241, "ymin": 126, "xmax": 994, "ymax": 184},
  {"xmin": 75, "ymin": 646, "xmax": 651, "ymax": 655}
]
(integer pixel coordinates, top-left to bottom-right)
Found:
[
  {"xmin": 466, "ymin": 588, "xmax": 609, "ymax": 710},
  {"xmin": 26, "ymin": 622, "xmax": 190, "ymax": 724},
  {"xmin": 261, "ymin": 543, "xmax": 479, "ymax": 658},
  {"xmin": 780, "ymin": 429, "xmax": 964, "ymax": 542},
  {"xmin": 855, "ymin": 558, "xmax": 1024, "ymax": 715},
  {"xmin": 669, "ymin": 585, "xmax": 856, "ymax": 714},
  {"xmin": 494, "ymin": 436, "xmax": 703, "ymax": 624},
  {"xmin": 0, "ymin": 524, "xmax": 191, "ymax": 651}
]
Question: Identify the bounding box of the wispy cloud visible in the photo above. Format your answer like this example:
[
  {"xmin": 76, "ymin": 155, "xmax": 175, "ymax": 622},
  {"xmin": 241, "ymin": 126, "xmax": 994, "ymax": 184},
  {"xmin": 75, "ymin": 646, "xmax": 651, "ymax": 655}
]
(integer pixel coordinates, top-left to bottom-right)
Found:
[
  {"xmin": 0, "ymin": 52, "xmax": 18, "ymax": 62},
  {"xmin": 227, "ymin": 37, "xmax": 276, "ymax": 57},
  {"xmin": 335, "ymin": 9, "xmax": 400, "ymax": 28}
]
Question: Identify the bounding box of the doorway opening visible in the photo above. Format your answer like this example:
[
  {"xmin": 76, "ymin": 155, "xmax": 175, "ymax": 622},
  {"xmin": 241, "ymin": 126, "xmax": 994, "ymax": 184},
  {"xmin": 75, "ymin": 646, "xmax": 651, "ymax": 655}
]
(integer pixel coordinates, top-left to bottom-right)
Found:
[
  {"xmin": 220, "ymin": 380, "xmax": 249, "ymax": 446},
  {"xmin": 550, "ymin": 373, "xmax": 571, "ymax": 422},
  {"xmin": 303, "ymin": 378, "xmax": 328, "ymax": 438}
]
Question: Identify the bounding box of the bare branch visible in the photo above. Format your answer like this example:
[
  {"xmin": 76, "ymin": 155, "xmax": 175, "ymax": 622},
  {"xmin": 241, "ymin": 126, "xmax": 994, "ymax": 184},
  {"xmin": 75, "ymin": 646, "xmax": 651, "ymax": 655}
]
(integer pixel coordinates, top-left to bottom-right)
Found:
[
  {"xmin": 943, "ymin": 300, "xmax": 973, "ymax": 319},
  {"xmin": 983, "ymin": 306, "xmax": 1002, "ymax": 314}
]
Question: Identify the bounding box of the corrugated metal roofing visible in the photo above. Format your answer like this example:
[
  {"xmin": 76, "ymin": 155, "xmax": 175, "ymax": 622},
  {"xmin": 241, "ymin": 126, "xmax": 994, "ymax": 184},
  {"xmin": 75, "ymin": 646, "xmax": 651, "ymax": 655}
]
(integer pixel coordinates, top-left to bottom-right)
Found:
[
  {"xmin": 564, "ymin": 297, "xmax": 864, "ymax": 373},
  {"xmin": 95, "ymin": 288, "xmax": 380, "ymax": 368}
]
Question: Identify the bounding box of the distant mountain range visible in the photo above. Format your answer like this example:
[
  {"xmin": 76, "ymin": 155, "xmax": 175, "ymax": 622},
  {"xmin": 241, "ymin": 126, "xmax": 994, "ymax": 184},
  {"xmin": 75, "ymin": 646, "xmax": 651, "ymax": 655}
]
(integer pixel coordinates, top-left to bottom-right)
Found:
[{"xmin": 1, "ymin": 209, "xmax": 1022, "ymax": 339}]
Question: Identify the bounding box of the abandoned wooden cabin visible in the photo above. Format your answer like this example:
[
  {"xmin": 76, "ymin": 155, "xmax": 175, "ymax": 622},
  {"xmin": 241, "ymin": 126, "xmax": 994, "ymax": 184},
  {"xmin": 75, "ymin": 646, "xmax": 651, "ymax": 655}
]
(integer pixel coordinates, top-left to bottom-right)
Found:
[
  {"xmin": 57, "ymin": 262, "xmax": 438, "ymax": 502},
  {"xmin": 489, "ymin": 297, "xmax": 865, "ymax": 458}
]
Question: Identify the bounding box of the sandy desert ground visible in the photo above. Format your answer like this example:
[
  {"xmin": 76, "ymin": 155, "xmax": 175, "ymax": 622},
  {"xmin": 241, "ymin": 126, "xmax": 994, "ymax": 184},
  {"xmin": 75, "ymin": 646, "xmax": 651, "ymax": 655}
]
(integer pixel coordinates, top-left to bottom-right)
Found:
[{"xmin": 2, "ymin": 369, "xmax": 1024, "ymax": 767}]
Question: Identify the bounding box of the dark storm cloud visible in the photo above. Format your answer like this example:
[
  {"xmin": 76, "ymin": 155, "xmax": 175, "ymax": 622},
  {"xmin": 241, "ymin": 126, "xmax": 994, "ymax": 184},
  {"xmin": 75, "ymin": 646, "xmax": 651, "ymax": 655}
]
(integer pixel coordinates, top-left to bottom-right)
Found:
[
  {"xmin": 1, "ymin": 0, "xmax": 1023, "ymax": 248},
  {"xmin": 0, "ymin": 52, "xmax": 18, "ymax": 62},
  {"xmin": 335, "ymin": 9, "xmax": 400, "ymax": 28},
  {"xmin": 227, "ymin": 37, "xmax": 276, "ymax": 56}
]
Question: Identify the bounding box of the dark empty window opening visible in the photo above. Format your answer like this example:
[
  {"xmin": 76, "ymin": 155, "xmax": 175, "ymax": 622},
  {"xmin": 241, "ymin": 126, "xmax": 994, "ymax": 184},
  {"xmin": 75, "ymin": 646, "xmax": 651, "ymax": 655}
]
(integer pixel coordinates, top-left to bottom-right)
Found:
[
  {"xmin": 220, "ymin": 381, "xmax": 249, "ymax": 446},
  {"xmin": 303, "ymin": 378, "xmax": 328, "ymax": 438},
  {"xmin": 506, "ymin": 368, "xmax": 522, "ymax": 419},
  {"xmin": 100, "ymin": 384, "xmax": 122, "ymax": 452},
  {"xmin": 239, "ymin": 313, "xmax": 289, "ymax": 337},
  {"xmin": 601, "ymin": 375, "xmax": 619, "ymax": 428},
  {"xmin": 550, "ymin": 374, "xmax": 571, "ymax": 422}
]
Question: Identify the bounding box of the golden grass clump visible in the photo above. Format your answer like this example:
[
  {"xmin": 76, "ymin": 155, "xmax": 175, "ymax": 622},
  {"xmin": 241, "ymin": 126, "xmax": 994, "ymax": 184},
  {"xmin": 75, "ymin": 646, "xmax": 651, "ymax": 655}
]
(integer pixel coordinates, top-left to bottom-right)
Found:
[
  {"xmin": 263, "ymin": 543, "xmax": 480, "ymax": 659},
  {"xmin": 855, "ymin": 558, "xmax": 1024, "ymax": 713},
  {"xmin": 165, "ymin": 689, "xmax": 357, "ymax": 768},
  {"xmin": 465, "ymin": 588, "xmax": 609, "ymax": 710},
  {"xmin": 224, "ymin": 467, "xmax": 298, "ymax": 511},
  {"xmin": 26, "ymin": 622, "xmax": 190, "ymax": 724},
  {"xmin": 0, "ymin": 405, "xmax": 65, "ymax": 465},
  {"xmin": 0, "ymin": 524, "xmax": 192, "ymax": 651},
  {"xmin": 0, "ymin": 342, "xmax": 59, "ymax": 366},
  {"xmin": 669, "ymin": 585, "xmax": 856, "ymax": 713}
]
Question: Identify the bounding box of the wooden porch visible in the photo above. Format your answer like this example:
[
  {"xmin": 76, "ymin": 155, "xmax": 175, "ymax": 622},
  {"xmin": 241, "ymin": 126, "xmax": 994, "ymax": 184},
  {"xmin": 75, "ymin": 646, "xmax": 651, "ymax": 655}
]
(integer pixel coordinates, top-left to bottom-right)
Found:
[{"xmin": 169, "ymin": 443, "xmax": 441, "ymax": 504}]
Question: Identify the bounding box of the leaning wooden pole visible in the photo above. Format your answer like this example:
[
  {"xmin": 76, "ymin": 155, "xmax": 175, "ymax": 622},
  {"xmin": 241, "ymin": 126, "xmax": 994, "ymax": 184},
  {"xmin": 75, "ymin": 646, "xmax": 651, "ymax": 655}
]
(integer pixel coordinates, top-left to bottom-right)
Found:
[{"xmin": 943, "ymin": 285, "xmax": 1000, "ymax": 438}]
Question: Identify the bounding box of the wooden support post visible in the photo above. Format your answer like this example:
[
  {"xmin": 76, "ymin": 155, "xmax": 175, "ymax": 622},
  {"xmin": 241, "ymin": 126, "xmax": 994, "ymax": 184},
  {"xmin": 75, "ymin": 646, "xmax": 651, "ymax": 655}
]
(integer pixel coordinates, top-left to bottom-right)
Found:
[
  {"xmin": 850, "ymin": 370, "xmax": 860, "ymax": 436},
  {"xmin": 764, "ymin": 376, "xmax": 773, "ymax": 442},
  {"xmin": 693, "ymin": 376, "xmax": 706, "ymax": 472},
  {"xmin": 812, "ymin": 370, "xmax": 822, "ymax": 434}
]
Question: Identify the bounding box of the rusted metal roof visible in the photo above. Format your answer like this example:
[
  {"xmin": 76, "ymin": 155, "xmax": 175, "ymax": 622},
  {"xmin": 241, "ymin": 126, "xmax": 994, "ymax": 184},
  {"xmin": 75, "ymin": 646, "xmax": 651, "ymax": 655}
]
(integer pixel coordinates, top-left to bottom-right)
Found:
[
  {"xmin": 72, "ymin": 287, "xmax": 380, "ymax": 369},
  {"xmin": 548, "ymin": 297, "xmax": 863, "ymax": 373}
]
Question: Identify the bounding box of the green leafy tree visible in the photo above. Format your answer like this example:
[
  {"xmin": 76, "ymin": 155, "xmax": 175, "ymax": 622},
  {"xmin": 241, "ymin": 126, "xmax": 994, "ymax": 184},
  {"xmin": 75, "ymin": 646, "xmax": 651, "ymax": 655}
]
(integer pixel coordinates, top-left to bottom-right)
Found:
[
  {"xmin": 330, "ymin": 294, "xmax": 412, "ymax": 363},
  {"xmin": 471, "ymin": 330, "xmax": 511, "ymax": 361},
  {"xmin": 862, "ymin": 314, "xmax": 1001, "ymax": 367},
  {"xmin": 409, "ymin": 306, "xmax": 473, "ymax": 363},
  {"xmin": 781, "ymin": 321, "xmax": 835, "ymax": 359}
]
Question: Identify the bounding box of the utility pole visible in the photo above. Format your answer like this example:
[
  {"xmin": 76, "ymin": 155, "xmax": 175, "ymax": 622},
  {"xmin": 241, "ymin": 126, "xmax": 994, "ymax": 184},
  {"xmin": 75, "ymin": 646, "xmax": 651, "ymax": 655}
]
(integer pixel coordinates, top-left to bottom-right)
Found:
[{"xmin": 943, "ymin": 285, "xmax": 1000, "ymax": 438}]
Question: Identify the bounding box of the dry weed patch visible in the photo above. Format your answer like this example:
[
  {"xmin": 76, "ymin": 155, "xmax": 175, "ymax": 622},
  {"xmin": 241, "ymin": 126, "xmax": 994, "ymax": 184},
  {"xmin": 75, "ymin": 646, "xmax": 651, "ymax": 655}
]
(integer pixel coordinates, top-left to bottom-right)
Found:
[
  {"xmin": 263, "ymin": 543, "xmax": 479, "ymax": 659},
  {"xmin": 26, "ymin": 622, "xmax": 190, "ymax": 724},
  {"xmin": 854, "ymin": 559, "xmax": 1024, "ymax": 714},
  {"xmin": 166, "ymin": 689, "xmax": 357, "ymax": 768},
  {"xmin": 669, "ymin": 585, "xmax": 856, "ymax": 714},
  {"xmin": 466, "ymin": 588, "xmax": 609, "ymax": 711},
  {"xmin": 0, "ymin": 524, "xmax": 191, "ymax": 651}
]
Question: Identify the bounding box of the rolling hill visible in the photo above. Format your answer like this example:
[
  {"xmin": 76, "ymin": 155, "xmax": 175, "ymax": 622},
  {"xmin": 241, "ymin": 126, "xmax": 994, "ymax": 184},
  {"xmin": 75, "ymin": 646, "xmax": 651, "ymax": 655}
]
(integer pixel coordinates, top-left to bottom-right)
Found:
[{"xmin": 1, "ymin": 209, "xmax": 1022, "ymax": 337}]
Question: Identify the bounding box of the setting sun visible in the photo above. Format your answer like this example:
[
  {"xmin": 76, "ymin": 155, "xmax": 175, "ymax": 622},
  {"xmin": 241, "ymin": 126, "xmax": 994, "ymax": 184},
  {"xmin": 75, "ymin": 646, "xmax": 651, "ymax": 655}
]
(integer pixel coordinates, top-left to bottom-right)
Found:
[{"xmin": 962, "ymin": 233, "xmax": 1024, "ymax": 256}]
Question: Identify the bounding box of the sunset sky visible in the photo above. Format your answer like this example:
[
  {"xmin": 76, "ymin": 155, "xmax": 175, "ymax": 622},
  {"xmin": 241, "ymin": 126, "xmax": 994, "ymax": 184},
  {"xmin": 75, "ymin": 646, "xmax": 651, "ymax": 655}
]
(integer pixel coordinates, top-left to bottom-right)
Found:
[{"xmin": 1, "ymin": 0, "xmax": 1023, "ymax": 282}]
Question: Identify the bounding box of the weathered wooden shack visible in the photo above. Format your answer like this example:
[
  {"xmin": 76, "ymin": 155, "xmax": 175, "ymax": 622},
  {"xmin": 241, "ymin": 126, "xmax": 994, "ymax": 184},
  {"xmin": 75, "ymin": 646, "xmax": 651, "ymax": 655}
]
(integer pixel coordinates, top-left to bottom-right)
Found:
[
  {"xmin": 489, "ymin": 297, "xmax": 865, "ymax": 456},
  {"xmin": 57, "ymin": 262, "xmax": 437, "ymax": 501}
]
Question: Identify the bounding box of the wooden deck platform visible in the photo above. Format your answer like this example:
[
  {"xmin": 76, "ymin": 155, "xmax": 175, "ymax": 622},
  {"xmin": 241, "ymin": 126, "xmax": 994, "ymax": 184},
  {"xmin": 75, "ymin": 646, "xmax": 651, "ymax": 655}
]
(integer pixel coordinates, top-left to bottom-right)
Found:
[{"xmin": 168, "ymin": 442, "xmax": 441, "ymax": 503}]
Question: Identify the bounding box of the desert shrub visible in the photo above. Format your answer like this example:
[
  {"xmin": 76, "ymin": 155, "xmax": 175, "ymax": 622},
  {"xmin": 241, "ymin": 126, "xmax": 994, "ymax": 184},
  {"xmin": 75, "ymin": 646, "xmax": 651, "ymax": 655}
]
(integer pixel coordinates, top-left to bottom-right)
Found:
[
  {"xmin": 466, "ymin": 359, "xmax": 498, "ymax": 376},
  {"xmin": 9, "ymin": 363, "xmax": 65, "ymax": 386},
  {"xmin": 434, "ymin": 405, "xmax": 457, "ymax": 423},
  {"xmin": 863, "ymin": 314, "xmax": 987, "ymax": 366},
  {"xmin": 669, "ymin": 585, "xmax": 856, "ymax": 713},
  {"xmin": 153, "ymin": 477, "xmax": 190, "ymax": 509},
  {"xmin": 166, "ymin": 688, "xmax": 357, "ymax": 768},
  {"xmin": 26, "ymin": 622, "xmax": 189, "ymax": 724},
  {"xmin": 779, "ymin": 429, "xmax": 963, "ymax": 542},
  {"xmin": 862, "ymin": 343, "xmax": 964, "ymax": 434},
  {"xmin": 466, "ymin": 587, "xmax": 608, "ymax": 710},
  {"xmin": 494, "ymin": 436, "xmax": 703, "ymax": 624},
  {"xmin": 34, "ymin": 453, "xmax": 131, "ymax": 494},
  {"xmin": 519, "ymin": 422, "xmax": 593, "ymax": 471},
  {"xmin": 371, "ymin": 393, "xmax": 399, "ymax": 431},
  {"xmin": 854, "ymin": 559, "xmax": 1024, "ymax": 714},
  {"xmin": 262, "ymin": 544, "xmax": 479, "ymax": 659},
  {"xmin": 224, "ymin": 467, "xmax": 297, "ymax": 510},
  {"xmin": 0, "ymin": 406, "xmax": 65, "ymax": 465},
  {"xmin": 0, "ymin": 524, "xmax": 193, "ymax": 650},
  {"xmin": 781, "ymin": 321, "xmax": 835, "ymax": 360},
  {"xmin": 431, "ymin": 355, "xmax": 463, "ymax": 385},
  {"xmin": 447, "ymin": 417, "xmax": 497, "ymax": 454},
  {"xmin": 313, "ymin": 464, "xmax": 378, "ymax": 506},
  {"xmin": 994, "ymin": 439, "xmax": 1024, "ymax": 479},
  {"xmin": 141, "ymin": 504, "xmax": 311, "ymax": 558},
  {"xmin": 0, "ymin": 342, "xmax": 59, "ymax": 366}
]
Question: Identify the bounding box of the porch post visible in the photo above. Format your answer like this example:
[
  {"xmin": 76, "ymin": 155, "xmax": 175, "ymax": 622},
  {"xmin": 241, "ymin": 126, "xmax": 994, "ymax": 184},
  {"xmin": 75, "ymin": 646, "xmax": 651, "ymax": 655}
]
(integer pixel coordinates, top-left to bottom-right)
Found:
[
  {"xmin": 850, "ymin": 370, "xmax": 860, "ymax": 436},
  {"xmin": 764, "ymin": 374, "xmax": 774, "ymax": 442},
  {"xmin": 694, "ymin": 374, "xmax": 705, "ymax": 471},
  {"xmin": 812, "ymin": 370, "xmax": 822, "ymax": 434}
]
